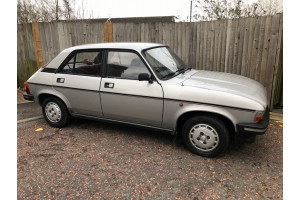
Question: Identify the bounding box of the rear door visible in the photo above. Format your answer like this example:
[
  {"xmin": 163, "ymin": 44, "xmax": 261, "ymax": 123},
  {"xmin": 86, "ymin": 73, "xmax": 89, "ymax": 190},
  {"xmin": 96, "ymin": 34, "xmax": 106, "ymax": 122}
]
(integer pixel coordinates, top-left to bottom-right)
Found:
[
  {"xmin": 53, "ymin": 50, "xmax": 103, "ymax": 117},
  {"xmin": 100, "ymin": 50, "xmax": 163, "ymax": 127}
]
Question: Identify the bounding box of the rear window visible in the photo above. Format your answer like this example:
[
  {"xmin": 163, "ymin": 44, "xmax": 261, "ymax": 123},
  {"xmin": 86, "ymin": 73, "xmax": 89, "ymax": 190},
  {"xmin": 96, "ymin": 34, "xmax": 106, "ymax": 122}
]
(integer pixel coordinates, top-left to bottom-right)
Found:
[{"xmin": 60, "ymin": 51, "xmax": 103, "ymax": 76}]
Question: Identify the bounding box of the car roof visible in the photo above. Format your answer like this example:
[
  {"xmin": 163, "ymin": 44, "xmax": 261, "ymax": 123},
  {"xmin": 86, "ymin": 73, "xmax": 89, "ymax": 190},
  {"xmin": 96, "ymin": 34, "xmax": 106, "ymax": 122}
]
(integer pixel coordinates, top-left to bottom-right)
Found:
[
  {"xmin": 62, "ymin": 42, "xmax": 163, "ymax": 52},
  {"xmin": 44, "ymin": 42, "xmax": 164, "ymax": 69}
]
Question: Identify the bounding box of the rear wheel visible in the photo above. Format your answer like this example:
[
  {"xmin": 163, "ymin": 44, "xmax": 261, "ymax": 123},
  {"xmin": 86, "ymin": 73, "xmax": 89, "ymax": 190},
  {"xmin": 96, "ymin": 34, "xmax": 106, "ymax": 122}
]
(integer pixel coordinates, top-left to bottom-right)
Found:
[
  {"xmin": 42, "ymin": 97, "xmax": 70, "ymax": 127},
  {"xmin": 182, "ymin": 115, "xmax": 230, "ymax": 157}
]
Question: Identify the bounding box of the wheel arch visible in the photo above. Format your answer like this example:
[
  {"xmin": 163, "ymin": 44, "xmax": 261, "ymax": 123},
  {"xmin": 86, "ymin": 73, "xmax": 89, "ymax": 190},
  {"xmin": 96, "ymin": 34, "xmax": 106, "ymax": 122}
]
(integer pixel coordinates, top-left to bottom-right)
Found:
[
  {"xmin": 175, "ymin": 111, "xmax": 236, "ymax": 139},
  {"xmin": 37, "ymin": 90, "xmax": 72, "ymax": 114}
]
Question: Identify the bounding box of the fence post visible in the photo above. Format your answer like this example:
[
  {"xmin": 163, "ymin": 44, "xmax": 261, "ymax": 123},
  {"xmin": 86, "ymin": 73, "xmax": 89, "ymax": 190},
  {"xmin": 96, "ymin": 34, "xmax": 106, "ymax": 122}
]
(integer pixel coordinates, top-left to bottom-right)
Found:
[
  {"xmin": 104, "ymin": 22, "xmax": 113, "ymax": 42},
  {"xmin": 32, "ymin": 22, "xmax": 44, "ymax": 68}
]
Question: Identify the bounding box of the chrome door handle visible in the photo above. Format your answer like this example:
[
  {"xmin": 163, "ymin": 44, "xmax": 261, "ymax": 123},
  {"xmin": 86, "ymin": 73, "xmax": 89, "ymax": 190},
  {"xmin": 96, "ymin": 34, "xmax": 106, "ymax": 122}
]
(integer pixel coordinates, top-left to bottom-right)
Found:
[{"xmin": 104, "ymin": 82, "xmax": 114, "ymax": 88}]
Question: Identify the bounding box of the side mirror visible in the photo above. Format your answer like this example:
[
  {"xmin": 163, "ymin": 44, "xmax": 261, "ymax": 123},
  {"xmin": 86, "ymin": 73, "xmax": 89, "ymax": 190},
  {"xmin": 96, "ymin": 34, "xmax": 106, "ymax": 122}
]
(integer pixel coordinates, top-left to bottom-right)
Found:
[{"xmin": 138, "ymin": 73, "xmax": 153, "ymax": 83}]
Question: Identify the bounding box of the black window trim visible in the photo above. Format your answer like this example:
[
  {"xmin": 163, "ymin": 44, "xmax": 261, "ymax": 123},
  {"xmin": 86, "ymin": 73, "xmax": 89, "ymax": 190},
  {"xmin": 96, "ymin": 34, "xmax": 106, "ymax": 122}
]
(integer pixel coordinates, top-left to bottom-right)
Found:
[
  {"xmin": 56, "ymin": 49, "xmax": 105, "ymax": 77},
  {"xmin": 56, "ymin": 48, "xmax": 157, "ymax": 82},
  {"xmin": 102, "ymin": 48, "xmax": 157, "ymax": 82},
  {"xmin": 141, "ymin": 45, "xmax": 188, "ymax": 81}
]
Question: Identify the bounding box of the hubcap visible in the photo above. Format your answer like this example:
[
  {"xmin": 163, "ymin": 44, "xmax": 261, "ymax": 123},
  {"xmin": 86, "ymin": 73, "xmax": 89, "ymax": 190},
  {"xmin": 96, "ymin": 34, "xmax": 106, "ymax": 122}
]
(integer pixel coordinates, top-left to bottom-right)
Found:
[
  {"xmin": 45, "ymin": 102, "xmax": 61, "ymax": 123},
  {"xmin": 189, "ymin": 124, "xmax": 219, "ymax": 152}
]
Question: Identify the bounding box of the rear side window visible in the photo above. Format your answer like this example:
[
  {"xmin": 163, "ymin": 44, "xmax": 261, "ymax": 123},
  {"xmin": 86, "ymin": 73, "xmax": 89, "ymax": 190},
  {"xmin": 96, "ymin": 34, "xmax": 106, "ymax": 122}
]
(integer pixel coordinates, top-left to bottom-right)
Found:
[
  {"xmin": 106, "ymin": 51, "xmax": 150, "ymax": 80},
  {"xmin": 60, "ymin": 51, "xmax": 102, "ymax": 76}
]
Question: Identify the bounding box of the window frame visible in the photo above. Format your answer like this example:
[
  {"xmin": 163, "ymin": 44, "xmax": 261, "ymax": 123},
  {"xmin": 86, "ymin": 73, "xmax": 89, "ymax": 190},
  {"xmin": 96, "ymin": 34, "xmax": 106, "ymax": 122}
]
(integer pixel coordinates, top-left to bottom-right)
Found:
[
  {"xmin": 141, "ymin": 45, "xmax": 188, "ymax": 81},
  {"xmin": 102, "ymin": 49, "xmax": 157, "ymax": 81},
  {"xmin": 56, "ymin": 49, "xmax": 105, "ymax": 77}
]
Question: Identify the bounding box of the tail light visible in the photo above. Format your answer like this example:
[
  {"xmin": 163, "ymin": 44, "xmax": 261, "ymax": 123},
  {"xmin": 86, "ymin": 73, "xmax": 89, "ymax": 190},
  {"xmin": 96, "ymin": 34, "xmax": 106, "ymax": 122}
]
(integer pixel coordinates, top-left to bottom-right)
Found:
[{"xmin": 24, "ymin": 82, "xmax": 30, "ymax": 94}]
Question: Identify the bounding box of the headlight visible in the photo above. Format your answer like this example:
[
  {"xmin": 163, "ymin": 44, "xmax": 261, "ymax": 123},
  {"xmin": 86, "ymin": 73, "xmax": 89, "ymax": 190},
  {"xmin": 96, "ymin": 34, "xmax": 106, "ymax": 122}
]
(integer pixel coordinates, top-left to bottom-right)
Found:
[{"xmin": 254, "ymin": 111, "xmax": 264, "ymax": 123}]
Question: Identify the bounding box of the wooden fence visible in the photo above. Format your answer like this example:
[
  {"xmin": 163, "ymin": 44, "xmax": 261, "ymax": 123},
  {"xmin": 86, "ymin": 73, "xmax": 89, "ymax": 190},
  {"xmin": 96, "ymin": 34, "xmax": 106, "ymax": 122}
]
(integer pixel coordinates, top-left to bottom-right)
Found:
[{"xmin": 17, "ymin": 14, "xmax": 283, "ymax": 109}]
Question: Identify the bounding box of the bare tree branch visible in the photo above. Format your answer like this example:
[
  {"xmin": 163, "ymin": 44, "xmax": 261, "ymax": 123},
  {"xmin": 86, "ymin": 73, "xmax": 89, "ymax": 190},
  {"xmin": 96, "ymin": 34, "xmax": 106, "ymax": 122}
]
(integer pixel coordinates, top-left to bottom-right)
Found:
[
  {"xmin": 17, "ymin": 0, "xmax": 90, "ymax": 24},
  {"xmin": 180, "ymin": 0, "xmax": 283, "ymax": 22}
]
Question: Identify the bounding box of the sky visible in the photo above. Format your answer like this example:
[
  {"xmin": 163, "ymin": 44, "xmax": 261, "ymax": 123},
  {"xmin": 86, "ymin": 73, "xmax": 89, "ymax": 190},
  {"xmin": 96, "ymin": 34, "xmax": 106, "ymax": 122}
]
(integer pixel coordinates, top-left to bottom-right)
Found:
[
  {"xmin": 74, "ymin": 0, "xmax": 269, "ymax": 20},
  {"xmin": 74, "ymin": 0, "xmax": 270, "ymax": 21},
  {"xmin": 75, "ymin": 0, "xmax": 198, "ymax": 21}
]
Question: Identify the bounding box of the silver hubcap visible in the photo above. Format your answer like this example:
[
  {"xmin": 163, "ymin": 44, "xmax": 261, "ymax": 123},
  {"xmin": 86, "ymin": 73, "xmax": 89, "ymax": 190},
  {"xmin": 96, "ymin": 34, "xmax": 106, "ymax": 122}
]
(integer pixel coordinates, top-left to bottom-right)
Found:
[
  {"xmin": 45, "ymin": 102, "xmax": 61, "ymax": 123},
  {"xmin": 189, "ymin": 124, "xmax": 219, "ymax": 152}
]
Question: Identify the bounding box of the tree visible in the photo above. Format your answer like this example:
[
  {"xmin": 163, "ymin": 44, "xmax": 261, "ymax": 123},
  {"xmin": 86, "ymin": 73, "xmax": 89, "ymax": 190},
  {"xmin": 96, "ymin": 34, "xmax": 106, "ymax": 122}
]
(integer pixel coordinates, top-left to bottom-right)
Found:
[
  {"xmin": 256, "ymin": 0, "xmax": 283, "ymax": 15},
  {"xmin": 17, "ymin": 0, "xmax": 90, "ymax": 24},
  {"xmin": 178, "ymin": 0, "xmax": 283, "ymax": 22}
]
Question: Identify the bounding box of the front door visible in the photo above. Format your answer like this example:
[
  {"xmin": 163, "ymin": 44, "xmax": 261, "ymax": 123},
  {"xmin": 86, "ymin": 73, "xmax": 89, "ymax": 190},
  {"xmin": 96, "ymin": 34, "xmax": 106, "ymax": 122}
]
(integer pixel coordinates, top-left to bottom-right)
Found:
[
  {"xmin": 100, "ymin": 50, "xmax": 163, "ymax": 127},
  {"xmin": 53, "ymin": 50, "xmax": 103, "ymax": 117}
]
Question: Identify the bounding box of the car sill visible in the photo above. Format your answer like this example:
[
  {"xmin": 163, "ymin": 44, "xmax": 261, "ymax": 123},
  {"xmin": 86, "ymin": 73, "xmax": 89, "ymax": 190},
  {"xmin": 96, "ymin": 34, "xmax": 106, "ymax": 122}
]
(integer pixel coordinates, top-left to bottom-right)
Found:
[{"xmin": 73, "ymin": 113, "xmax": 174, "ymax": 134}]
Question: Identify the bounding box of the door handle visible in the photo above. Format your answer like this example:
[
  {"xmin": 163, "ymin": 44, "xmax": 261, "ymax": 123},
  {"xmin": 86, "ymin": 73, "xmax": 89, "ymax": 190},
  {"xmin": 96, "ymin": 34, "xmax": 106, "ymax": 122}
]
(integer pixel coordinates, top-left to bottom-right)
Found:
[
  {"xmin": 57, "ymin": 78, "xmax": 65, "ymax": 83},
  {"xmin": 104, "ymin": 82, "xmax": 114, "ymax": 88}
]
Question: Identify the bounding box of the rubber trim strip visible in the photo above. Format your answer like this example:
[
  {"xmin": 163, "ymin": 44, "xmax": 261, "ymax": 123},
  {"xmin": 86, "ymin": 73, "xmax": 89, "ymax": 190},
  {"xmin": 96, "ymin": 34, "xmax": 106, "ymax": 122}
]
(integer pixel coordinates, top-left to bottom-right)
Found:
[
  {"xmin": 28, "ymin": 82, "xmax": 256, "ymax": 112},
  {"xmin": 73, "ymin": 113, "xmax": 174, "ymax": 133}
]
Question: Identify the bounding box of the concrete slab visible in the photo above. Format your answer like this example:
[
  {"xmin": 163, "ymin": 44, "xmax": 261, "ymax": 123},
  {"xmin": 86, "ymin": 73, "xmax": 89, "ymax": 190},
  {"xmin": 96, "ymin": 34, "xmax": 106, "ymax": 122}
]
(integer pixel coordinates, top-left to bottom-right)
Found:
[{"xmin": 17, "ymin": 102, "xmax": 42, "ymax": 121}]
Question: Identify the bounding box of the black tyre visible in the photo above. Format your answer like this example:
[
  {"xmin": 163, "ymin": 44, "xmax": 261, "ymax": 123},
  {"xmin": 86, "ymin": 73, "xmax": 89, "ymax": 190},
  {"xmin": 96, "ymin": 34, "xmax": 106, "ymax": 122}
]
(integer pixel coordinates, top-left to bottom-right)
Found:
[
  {"xmin": 42, "ymin": 97, "xmax": 70, "ymax": 128},
  {"xmin": 182, "ymin": 115, "xmax": 230, "ymax": 157}
]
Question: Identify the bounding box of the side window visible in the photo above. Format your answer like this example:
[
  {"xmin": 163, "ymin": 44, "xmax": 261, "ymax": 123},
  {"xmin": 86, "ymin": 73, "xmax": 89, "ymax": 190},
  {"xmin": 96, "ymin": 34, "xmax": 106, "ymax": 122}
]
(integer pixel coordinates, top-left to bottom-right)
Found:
[
  {"xmin": 106, "ymin": 51, "xmax": 150, "ymax": 80},
  {"xmin": 60, "ymin": 51, "xmax": 102, "ymax": 76}
]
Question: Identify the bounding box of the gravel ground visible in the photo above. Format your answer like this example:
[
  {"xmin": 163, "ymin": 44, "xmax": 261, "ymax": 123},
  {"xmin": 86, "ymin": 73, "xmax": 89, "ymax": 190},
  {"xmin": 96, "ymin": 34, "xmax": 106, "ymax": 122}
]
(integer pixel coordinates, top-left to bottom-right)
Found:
[{"xmin": 18, "ymin": 118, "xmax": 283, "ymax": 199}]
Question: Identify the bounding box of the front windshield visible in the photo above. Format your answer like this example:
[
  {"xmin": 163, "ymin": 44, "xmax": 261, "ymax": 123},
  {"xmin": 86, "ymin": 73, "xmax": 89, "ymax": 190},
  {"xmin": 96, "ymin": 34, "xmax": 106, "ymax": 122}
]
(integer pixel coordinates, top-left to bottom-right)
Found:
[{"xmin": 143, "ymin": 47, "xmax": 189, "ymax": 80}]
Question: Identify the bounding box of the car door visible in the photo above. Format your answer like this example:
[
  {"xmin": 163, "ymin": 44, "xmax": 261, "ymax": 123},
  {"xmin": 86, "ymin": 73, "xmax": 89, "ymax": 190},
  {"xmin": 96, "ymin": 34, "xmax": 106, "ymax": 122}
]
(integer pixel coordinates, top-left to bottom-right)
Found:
[
  {"xmin": 52, "ymin": 50, "xmax": 103, "ymax": 117},
  {"xmin": 100, "ymin": 50, "xmax": 163, "ymax": 127}
]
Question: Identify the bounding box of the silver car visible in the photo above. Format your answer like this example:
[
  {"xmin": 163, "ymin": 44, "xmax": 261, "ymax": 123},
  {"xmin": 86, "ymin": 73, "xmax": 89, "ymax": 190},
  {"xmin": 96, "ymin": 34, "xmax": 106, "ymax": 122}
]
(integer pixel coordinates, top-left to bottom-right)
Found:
[{"xmin": 23, "ymin": 43, "xmax": 269, "ymax": 157}]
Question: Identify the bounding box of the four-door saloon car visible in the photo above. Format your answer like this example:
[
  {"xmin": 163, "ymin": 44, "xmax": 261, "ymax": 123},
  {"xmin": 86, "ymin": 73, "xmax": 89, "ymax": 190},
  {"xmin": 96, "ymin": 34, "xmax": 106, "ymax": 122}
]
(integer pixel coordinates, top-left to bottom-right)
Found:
[{"xmin": 23, "ymin": 43, "xmax": 269, "ymax": 157}]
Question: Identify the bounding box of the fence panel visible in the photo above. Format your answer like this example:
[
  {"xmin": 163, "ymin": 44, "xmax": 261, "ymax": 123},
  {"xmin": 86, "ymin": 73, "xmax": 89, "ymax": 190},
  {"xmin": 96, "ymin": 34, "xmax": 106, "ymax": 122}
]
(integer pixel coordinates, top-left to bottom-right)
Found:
[{"xmin": 17, "ymin": 24, "xmax": 37, "ymax": 87}]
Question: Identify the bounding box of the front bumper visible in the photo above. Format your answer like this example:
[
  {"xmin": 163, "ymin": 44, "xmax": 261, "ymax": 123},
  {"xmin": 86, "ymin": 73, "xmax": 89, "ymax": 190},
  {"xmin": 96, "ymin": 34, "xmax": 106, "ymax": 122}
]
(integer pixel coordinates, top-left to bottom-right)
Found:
[
  {"xmin": 23, "ymin": 93, "xmax": 34, "ymax": 101},
  {"xmin": 235, "ymin": 107, "xmax": 269, "ymax": 144}
]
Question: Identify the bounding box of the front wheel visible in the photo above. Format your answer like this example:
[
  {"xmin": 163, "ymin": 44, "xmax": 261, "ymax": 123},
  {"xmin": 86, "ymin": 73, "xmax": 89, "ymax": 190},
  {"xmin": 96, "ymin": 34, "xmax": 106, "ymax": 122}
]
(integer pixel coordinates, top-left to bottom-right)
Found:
[
  {"xmin": 182, "ymin": 115, "xmax": 230, "ymax": 157},
  {"xmin": 42, "ymin": 97, "xmax": 70, "ymax": 128}
]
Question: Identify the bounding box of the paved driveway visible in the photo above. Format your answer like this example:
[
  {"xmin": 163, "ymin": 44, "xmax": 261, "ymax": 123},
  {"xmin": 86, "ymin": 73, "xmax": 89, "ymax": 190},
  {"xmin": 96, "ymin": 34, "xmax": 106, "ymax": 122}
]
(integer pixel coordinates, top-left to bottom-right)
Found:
[{"xmin": 17, "ymin": 106, "xmax": 283, "ymax": 200}]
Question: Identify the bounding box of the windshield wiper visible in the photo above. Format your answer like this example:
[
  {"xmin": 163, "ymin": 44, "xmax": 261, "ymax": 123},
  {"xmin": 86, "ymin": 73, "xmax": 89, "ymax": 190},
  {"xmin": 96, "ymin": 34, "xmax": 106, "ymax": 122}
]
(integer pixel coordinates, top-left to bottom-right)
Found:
[
  {"xmin": 176, "ymin": 68, "xmax": 185, "ymax": 74},
  {"xmin": 176, "ymin": 67, "xmax": 192, "ymax": 75},
  {"xmin": 161, "ymin": 67, "xmax": 191, "ymax": 80},
  {"xmin": 161, "ymin": 72, "xmax": 176, "ymax": 79},
  {"xmin": 183, "ymin": 67, "xmax": 192, "ymax": 74}
]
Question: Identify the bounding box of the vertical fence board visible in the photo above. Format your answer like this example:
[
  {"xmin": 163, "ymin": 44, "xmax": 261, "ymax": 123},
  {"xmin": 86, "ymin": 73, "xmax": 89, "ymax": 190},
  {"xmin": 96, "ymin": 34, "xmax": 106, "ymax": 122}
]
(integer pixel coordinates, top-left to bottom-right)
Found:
[
  {"xmin": 265, "ymin": 14, "xmax": 281, "ymax": 104},
  {"xmin": 254, "ymin": 16, "xmax": 267, "ymax": 81},
  {"xmin": 271, "ymin": 14, "xmax": 283, "ymax": 108},
  {"xmin": 259, "ymin": 16, "xmax": 272, "ymax": 85}
]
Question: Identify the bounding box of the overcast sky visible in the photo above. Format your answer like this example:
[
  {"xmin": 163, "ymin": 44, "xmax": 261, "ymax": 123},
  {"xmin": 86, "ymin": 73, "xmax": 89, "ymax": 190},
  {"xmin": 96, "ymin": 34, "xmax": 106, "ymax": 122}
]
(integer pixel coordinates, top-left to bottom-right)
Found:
[
  {"xmin": 75, "ymin": 0, "xmax": 191, "ymax": 20},
  {"xmin": 69, "ymin": 0, "xmax": 284, "ymax": 21},
  {"xmin": 74, "ymin": 0, "xmax": 273, "ymax": 21}
]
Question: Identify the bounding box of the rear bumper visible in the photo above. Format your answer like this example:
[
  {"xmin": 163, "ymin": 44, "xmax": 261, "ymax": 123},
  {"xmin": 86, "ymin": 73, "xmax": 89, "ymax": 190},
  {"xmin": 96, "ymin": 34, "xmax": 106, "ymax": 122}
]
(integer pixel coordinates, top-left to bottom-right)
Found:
[
  {"xmin": 235, "ymin": 107, "xmax": 269, "ymax": 143},
  {"xmin": 23, "ymin": 93, "xmax": 34, "ymax": 101}
]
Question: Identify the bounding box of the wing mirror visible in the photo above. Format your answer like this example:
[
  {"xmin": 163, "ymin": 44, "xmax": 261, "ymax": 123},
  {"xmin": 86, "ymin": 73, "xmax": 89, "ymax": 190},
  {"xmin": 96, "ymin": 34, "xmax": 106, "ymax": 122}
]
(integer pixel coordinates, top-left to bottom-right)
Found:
[{"xmin": 138, "ymin": 73, "xmax": 153, "ymax": 83}]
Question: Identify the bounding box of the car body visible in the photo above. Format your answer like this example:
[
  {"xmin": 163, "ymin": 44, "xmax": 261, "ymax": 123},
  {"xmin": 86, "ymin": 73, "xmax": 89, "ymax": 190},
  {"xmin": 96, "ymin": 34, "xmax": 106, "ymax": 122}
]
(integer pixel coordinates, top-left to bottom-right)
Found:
[{"xmin": 24, "ymin": 42, "xmax": 269, "ymax": 157}]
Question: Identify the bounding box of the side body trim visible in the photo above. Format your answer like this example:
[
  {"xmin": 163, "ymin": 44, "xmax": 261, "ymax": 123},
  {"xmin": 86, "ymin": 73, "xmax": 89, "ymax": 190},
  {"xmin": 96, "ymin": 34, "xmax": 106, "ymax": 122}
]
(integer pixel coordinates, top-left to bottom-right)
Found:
[{"xmin": 28, "ymin": 82, "xmax": 256, "ymax": 112}]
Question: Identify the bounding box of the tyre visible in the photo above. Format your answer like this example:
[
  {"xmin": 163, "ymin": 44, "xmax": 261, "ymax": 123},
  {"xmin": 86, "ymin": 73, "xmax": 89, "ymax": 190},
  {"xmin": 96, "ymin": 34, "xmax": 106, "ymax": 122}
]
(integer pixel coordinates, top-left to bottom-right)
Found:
[
  {"xmin": 42, "ymin": 97, "xmax": 70, "ymax": 128},
  {"xmin": 182, "ymin": 115, "xmax": 230, "ymax": 157}
]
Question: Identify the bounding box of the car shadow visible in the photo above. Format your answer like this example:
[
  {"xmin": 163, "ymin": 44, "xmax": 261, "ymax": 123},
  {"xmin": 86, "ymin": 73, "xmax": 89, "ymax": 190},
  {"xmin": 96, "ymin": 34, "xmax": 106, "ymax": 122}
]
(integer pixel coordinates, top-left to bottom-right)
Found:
[
  {"xmin": 68, "ymin": 117, "xmax": 185, "ymax": 147},
  {"xmin": 65, "ymin": 117, "xmax": 272, "ymax": 159}
]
